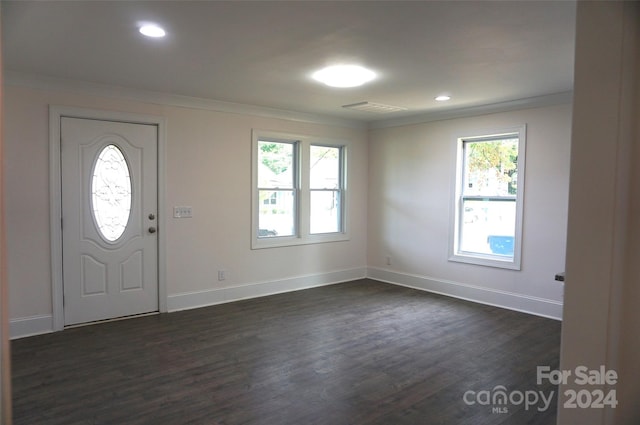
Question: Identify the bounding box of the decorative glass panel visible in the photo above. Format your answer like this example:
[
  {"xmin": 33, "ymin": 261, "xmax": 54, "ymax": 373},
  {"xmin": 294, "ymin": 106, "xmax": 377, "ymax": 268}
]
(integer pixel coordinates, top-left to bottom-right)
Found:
[{"xmin": 91, "ymin": 145, "xmax": 132, "ymax": 242}]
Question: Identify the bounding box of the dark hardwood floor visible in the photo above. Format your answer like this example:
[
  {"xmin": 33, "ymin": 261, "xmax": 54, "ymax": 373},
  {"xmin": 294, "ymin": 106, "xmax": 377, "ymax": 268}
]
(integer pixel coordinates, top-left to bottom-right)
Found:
[{"xmin": 12, "ymin": 279, "xmax": 562, "ymax": 425}]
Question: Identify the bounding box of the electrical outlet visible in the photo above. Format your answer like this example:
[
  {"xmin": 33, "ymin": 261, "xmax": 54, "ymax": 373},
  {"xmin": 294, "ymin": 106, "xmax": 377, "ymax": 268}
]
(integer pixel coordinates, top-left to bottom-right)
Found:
[
  {"xmin": 173, "ymin": 206, "xmax": 193, "ymax": 218},
  {"xmin": 218, "ymin": 270, "xmax": 226, "ymax": 281}
]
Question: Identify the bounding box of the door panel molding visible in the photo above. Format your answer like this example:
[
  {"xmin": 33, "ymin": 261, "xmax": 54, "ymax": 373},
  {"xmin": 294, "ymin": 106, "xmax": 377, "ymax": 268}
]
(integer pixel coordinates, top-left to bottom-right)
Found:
[{"xmin": 50, "ymin": 106, "xmax": 167, "ymax": 331}]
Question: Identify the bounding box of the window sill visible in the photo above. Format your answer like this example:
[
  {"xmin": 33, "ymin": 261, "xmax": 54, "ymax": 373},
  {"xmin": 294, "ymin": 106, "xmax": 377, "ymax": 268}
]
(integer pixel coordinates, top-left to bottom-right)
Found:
[
  {"xmin": 251, "ymin": 232, "xmax": 350, "ymax": 250},
  {"xmin": 449, "ymin": 252, "xmax": 521, "ymax": 270}
]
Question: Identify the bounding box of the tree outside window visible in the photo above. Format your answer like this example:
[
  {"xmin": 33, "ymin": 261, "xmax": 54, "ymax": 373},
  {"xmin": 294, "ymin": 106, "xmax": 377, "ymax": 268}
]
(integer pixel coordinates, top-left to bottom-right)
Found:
[{"xmin": 451, "ymin": 127, "xmax": 526, "ymax": 269}]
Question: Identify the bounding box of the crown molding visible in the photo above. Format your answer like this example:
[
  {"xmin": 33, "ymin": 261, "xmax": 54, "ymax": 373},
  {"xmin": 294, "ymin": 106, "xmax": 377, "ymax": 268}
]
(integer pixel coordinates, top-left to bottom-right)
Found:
[
  {"xmin": 5, "ymin": 71, "xmax": 572, "ymax": 131},
  {"xmin": 4, "ymin": 71, "xmax": 367, "ymax": 130},
  {"xmin": 368, "ymin": 91, "xmax": 574, "ymax": 130}
]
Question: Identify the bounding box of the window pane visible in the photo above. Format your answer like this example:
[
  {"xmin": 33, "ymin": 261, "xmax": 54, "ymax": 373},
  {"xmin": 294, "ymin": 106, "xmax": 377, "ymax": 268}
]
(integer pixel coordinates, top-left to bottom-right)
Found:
[
  {"xmin": 310, "ymin": 190, "xmax": 340, "ymax": 234},
  {"xmin": 258, "ymin": 141, "xmax": 294, "ymax": 189},
  {"xmin": 460, "ymin": 199, "xmax": 516, "ymax": 256},
  {"xmin": 91, "ymin": 144, "xmax": 132, "ymax": 242},
  {"xmin": 310, "ymin": 145, "xmax": 340, "ymax": 189},
  {"xmin": 258, "ymin": 190, "xmax": 295, "ymax": 238},
  {"xmin": 463, "ymin": 138, "xmax": 518, "ymax": 196}
]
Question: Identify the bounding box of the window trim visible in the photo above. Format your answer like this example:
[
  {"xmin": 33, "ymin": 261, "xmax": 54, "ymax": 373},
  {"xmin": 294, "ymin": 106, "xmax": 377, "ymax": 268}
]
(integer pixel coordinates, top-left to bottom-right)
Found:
[
  {"xmin": 251, "ymin": 130, "xmax": 349, "ymax": 249},
  {"xmin": 256, "ymin": 138, "xmax": 300, "ymax": 240},
  {"xmin": 309, "ymin": 144, "xmax": 345, "ymax": 235},
  {"xmin": 449, "ymin": 125, "xmax": 526, "ymax": 270}
]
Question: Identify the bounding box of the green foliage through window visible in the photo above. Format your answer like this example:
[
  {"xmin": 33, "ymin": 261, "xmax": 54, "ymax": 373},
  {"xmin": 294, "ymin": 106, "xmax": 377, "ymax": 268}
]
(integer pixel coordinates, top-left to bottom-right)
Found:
[
  {"xmin": 259, "ymin": 142, "xmax": 292, "ymax": 175},
  {"xmin": 466, "ymin": 138, "xmax": 518, "ymax": 195}
]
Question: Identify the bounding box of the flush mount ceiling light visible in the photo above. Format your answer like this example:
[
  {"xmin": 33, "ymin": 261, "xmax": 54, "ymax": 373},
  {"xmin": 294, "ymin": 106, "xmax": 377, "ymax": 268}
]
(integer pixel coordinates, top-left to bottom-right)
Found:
[
  {"xmin": 435, "ymin": 94, "xmax": 452, "ymax": 101},
  {"xmin": 312, "ymin": 65, "xmax": 376, "ymax": 88},
  {"xmin": 139, "ymin": 23, "xmax": 166, "ymax": 38}
]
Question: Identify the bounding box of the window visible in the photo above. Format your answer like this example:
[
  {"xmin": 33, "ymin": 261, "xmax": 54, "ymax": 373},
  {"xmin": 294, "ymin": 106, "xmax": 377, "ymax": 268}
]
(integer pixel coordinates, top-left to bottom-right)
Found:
[
  {"xmin": 450, "ymin": 126, "xmax": 526, "ymax": 269},
  {"xmin": 310, "ymin": 145, "xmax": 343, "ymax": 234},
  {"xmin": 252, "ymin": 130, "xmax": 348, "ymax": 249},
  {"xmin": 263, "ymin": 193, "xmax": 277, "ymax": 205},
  {"xmin": 257, "ymin": 140, "xmax": 297, "ymax": 238}
]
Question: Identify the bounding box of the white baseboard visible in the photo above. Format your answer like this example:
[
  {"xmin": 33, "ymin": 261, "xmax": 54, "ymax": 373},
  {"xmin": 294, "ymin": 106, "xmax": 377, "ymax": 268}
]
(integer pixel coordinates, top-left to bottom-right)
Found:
[
  {"xmin": 367, "ymin": 267, "xmax": 563, "ymax": 320},
  {"xmin": 10, "ymin": 267, "xmax": 559, "ymax": 339},
  {"xmin": 167, "ymin": 267, "xmax": 367, "ymax": 312},
  {"xmin": 10, "ymin": 315, "xmax": 54, "ymax": 339}
]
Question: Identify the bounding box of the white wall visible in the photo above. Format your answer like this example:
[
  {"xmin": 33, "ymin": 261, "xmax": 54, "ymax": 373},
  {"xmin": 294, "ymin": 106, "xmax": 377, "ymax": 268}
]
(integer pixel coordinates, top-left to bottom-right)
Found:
[
  {"xmin": 367, "ymin": 103, "xmax": 572, "ymax": 319},
  {"xmin": 4, "ymin": 84, "xmax": 368, "ymax": 335},
  {"xmin": 4, "ymin": 82, "xmax": 575, "ymax": 342}
]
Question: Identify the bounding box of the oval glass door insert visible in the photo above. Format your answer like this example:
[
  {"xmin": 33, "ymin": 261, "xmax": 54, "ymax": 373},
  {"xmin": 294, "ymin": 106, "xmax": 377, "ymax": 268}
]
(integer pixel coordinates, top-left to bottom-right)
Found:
[{"xmin": 91, "ymin": 144, "xmax": 132, "ymax": 242}]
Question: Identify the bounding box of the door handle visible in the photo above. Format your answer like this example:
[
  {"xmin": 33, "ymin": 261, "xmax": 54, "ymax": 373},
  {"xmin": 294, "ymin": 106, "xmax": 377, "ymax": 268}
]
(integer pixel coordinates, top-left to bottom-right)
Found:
[{"xmin": 148, "ymin": 227, "xmax": 157, "ymax": 234}]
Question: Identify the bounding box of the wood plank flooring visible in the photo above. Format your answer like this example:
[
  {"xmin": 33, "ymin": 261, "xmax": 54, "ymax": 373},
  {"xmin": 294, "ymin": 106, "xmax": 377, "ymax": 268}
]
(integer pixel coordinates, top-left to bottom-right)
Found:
[{"xmin": 12, "ymin": 279, "xmax": 562, "ymax": 425}]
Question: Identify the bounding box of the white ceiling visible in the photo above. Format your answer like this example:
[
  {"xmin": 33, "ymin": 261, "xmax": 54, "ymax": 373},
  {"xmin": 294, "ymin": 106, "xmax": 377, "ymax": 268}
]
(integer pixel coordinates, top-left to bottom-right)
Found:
[{"xmin": 2, "ymin": 1, "xmax": 576, "ymax": 123}]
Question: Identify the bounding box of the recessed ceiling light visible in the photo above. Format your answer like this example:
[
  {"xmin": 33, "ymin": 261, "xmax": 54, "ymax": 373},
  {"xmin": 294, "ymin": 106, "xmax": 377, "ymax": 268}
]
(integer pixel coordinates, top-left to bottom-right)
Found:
[
  {"xmin": 435, "ymin": 95, "xmax": 451, "ymax": 101},
  {"xmin": 312, "ymin": 65, "xmax": 376, "ymax": 88},
  {"xmin": 139, "ymin": 24, "xmax": 166, "ymax": 38}
]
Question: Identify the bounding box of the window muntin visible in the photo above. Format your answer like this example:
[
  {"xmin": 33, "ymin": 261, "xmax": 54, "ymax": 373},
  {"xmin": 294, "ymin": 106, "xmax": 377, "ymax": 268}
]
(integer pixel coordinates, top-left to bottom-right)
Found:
[
  {"xmin": 91, "ymin": 144, "xmax": 132, "ymax": 242},
  {"xmin": 310, "ymin": 145, "xmax": 343, "ymax": 234},
  {"xmin": 257, "ymin": 140, "xmax": 297, "ymax": 238},
  {"xmin": 252, "ymin": 131, "xmax": 349, "ymax": 249},
  {"xmin": 451, "ymin": 128, "xmax": 525, "ymax": 269}
]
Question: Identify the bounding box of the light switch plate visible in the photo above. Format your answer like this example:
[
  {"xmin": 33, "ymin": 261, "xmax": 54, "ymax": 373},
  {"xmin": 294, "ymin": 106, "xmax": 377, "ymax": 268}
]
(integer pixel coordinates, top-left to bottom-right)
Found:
[{"xmin": 173, "ymin": 206, "xmax": 193, "ymax": 218}]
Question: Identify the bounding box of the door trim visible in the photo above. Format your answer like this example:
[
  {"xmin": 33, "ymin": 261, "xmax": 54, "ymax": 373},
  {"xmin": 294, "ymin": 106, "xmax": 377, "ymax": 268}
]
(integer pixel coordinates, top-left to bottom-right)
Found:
[{"xmin": 49, "ymin": 106, "xmax": 167, "ymax": 331}]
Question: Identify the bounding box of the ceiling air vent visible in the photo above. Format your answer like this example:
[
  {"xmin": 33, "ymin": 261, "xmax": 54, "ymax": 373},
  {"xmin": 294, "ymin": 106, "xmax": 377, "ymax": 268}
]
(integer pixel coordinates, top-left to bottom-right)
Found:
[{"xmin": 342, "ymin": 101, "xmax": 407, "ymax": 114}]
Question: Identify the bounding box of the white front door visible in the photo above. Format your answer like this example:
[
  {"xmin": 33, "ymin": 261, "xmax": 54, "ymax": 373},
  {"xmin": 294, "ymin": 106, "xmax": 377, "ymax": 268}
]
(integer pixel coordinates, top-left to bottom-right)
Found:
[{"xmin": 61, "ymin": 117, "xmax": 158, "ymax": 326}]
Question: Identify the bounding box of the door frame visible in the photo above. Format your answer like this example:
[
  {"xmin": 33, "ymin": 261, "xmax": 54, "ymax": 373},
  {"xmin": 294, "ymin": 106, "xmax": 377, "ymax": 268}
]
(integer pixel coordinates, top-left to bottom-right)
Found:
[{"xmin": 49, "ymin": 106, "xmax": 168, "ymax": 331}]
